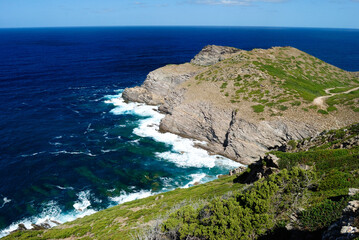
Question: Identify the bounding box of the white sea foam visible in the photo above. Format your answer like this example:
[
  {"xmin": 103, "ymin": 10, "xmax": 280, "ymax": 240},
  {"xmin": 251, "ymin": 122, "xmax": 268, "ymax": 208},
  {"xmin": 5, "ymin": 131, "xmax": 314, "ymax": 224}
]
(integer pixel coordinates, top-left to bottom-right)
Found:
[
  {"xmin": 84, "ymin": 123, "xmax": 94, "ymax": 134},
  {"xmin": 49, "ymin": 141, "xmax": 63, "ymax": 146},
  {"xmin": 56, "ymin": 185, "xmax": 74, "ymax": 190},
  {"xmin": 73, "ymin": 190, "xmax": 92, "ymax": 211},
  {"xmin": 130, "ymin": 139, "xmax": 140, "ymax": 145},
  {"xmin": 0, "ymin": 197, "xmax": 11, "ymax": 208},
  {"xmin": 105, "ymin": 91, "xmax": 243, "ymax": 170},
  {"xmin": 182, "ymin": 173, "xmax": 207, "ymax": 188},
  {"xmin": 20, "ymin": 151, "xmax": 46, "ymax": 158},
  {"xmin": 0, "ymin": 192, "xmax": 97, "ymax": 238},
  {"xmin": 101, "ymin": 149, "xmax": 118, "ymax": 153},
  {"xmin": 109, "ymin": 190, "xmax": 153, "ymax": 205},
  {"xmin": 0, "ymin": 90, "xmax": 243, "ymax": 238},
  {"xmin": 50, "ymin": 150, "xmax": 96, "ymax": 157}
]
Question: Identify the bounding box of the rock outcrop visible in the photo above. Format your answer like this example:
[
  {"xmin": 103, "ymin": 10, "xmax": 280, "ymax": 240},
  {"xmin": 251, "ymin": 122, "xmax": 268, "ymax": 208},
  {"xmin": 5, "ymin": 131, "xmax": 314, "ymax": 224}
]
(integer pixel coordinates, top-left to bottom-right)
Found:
[
  {"xmin": 160, "ymin": 102, "xmax": 317, "ymax": 164},
  {"xmin": 190, "ymin": 45, "xmax": 241, "ymax": 66},
  {"xmin": 323, "ymin": 200, "xmax": 359, "ymax": 240},
  {"xmin": 123, "ymin": 63, "xmax": 200, "ymax": 105},
  {"xmin": 121, "ymin": 45, "xmax": 359, "ymax": 164},
  {"xmin": 234, "ymin": 154, "xmax": 280, "ymax": 184},
  {"xmin": 285, "ymin": 123, "xmax": 359, "ymax": 153}
]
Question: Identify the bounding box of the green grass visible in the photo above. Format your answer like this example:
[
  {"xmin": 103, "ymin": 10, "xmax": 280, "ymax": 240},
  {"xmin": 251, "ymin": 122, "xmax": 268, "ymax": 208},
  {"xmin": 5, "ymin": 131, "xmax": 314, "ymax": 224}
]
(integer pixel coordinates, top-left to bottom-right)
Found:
[
  {"xmin": 278, "ymin": 105, "xmax": 288, "ymax": 111},
  {"xmin": 327, "ymin": 90, "xmax": 359, "ymax": 111},
  {"xmin": 220, "ymin": 82, "xmax": 228, "ymax": 89},
  {"xmin": 329, "ymin": 87, "xmax": 354, "ymax": 93},
  {"xmin": 327, "ymin": 106, "xmax": 338, "ymax": 112},
  {"xmin": 194, "ymin": 47, "xmax": 358, "ymax": 111},
  {"xmin": 251, "ymin": 51, "xmax": 356, "ymax": 103},
  {"xmin": 318, "ymin": 109, "xmax": 329, "ymax": 114},
  {"xmin": 4, "ymin": 176, "xmax": 241, "ymax": 240},
  {"xmin": 251, "ymin": 104, "xmax": 265, "ymax": 113}
]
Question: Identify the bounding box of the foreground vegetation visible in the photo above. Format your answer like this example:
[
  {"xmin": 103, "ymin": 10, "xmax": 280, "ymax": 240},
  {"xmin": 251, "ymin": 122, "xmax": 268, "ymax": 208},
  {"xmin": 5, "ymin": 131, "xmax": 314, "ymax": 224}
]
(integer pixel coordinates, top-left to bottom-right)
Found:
[
  {"xmin": 3, "ymin": 175, "xmax": 241, "ymax": 240},
  {"xmin": 5, "ymin": 124, "xmax": 359, "ymax": 239}
]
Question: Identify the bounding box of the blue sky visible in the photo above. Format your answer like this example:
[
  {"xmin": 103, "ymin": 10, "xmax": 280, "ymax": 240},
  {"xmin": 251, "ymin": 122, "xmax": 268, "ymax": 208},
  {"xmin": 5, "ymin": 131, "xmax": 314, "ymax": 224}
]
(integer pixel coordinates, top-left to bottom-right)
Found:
[{"xmin": 0, "ymin": 0, "xmax": 358, "ymax": 29}]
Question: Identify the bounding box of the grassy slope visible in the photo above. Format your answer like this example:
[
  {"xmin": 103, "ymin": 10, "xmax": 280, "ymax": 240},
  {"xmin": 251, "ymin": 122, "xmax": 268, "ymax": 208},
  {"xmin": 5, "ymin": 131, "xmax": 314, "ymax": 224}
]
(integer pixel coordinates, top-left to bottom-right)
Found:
[
  {"xmin": 4, "ymin": 176, "xmax": 240, "ymax": 240},
  {"xmin": 154, "ymin": 124, "xmax": 359, "ymax": 239},
  {"xmin": 193, "ymin": 47, "xmax": 359, "ymax": 115}
]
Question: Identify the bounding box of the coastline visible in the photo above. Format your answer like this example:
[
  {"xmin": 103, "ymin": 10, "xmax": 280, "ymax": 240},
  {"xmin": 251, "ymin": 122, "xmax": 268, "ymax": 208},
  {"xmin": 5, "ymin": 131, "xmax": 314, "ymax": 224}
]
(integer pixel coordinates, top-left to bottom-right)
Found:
[
  {"xmin": 123, "ymin": 45, "xmax": 359, "ymax": 165},
  {"xmin": 0, "ymin": 90, "xmax": 242, "ymax": 238}
]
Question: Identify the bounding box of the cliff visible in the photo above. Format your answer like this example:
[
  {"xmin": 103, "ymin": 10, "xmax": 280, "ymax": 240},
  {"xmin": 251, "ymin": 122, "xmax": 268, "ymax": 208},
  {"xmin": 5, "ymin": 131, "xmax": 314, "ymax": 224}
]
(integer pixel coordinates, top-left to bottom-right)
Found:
[{"xmin": 123, "ymin": 45, "xmax": 359, "ymax": 164}]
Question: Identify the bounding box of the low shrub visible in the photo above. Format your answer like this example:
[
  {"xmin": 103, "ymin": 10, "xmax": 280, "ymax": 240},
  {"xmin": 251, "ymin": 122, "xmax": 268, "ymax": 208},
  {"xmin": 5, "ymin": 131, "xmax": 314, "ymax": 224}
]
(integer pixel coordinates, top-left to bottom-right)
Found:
[{"xmin": 252, "ymin": 104, "xmax": 265, "ymax": 113}]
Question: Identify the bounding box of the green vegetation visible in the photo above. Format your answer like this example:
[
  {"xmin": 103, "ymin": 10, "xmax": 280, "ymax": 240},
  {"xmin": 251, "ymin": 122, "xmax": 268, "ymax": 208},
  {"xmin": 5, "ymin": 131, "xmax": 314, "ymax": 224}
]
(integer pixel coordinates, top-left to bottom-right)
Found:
[
  {"xmin": 4, "ymin": 176, "xmax": 241, "ymax": 240},
  {"xmin": 220, "ymin": 82, "xmax": 228, "ymax": 89},
  {"xmin": 155, "ymin": 124, "xmax": 359, "ymax": 239},
  {"xmin": 278, "ymin": 105, "xmax": 288, "ymax": 111},
  {"xmin": 327, "ymin": 90, "xmax": 359, "ymax": 112},
  {"xmin": 327, "ymin": 106, "xmax": 338, "ymax": 112},
  {"xmin": 318, "ymin": 109, "xmax": 329, "ymax": 114},
  {"xmin": 298, "ymin": 198, "xmax": 351, "ymax": 231},
  {"xmin": 194, "ymin": 46, "xmax": 358, "ymax": 113},
  {"xmin": 161, "ymin": 168, "xmax": 315, "ymax": 240},
  {"xmin": 329, "ymin": 87, "xmax": 354, "ymax": 93},
  {"xmin": 6, "ymin": 47, "xmax": 359, "ymax": 240},
  {"xmin": 251, "ymin": 54, "xmax": 355, "ymax": 102},
  {"xmin": 6, "ymin": 124, "xmax": 359, "ymax": 240},
  {"xmin": 287, "ymin": 140, "xmax": 297, "ymax": 150},
  {"xmin": 251, "ymin": 104, "xmax": 265, "ymax": 113}
]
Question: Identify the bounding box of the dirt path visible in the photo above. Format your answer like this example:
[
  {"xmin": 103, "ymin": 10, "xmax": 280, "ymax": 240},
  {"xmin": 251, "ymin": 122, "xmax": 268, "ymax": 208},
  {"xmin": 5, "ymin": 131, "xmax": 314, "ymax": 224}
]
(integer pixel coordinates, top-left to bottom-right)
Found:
[{"xmin": 313, "ymin": 86, "xmax": 359, "ymax": 108}]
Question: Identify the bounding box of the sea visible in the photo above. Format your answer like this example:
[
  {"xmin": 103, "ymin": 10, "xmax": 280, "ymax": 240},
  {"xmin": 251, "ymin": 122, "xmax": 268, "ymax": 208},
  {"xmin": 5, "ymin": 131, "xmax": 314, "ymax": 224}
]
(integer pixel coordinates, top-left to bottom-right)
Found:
[{"xmin": 0, "ymin": 26, "xmax": 359, "ymax": 237}]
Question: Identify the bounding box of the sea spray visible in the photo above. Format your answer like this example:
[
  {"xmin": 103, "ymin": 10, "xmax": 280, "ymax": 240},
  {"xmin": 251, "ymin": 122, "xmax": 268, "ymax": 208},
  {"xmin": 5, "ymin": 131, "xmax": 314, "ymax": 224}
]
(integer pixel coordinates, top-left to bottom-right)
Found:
[{"xmin": 104, "ymin": 91, "xmax": 242, "ymax": 170}]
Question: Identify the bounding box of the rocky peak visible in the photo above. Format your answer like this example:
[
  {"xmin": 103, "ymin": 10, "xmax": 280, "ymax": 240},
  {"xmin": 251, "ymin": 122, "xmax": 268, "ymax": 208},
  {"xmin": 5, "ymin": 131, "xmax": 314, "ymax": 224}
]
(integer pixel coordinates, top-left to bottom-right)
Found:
[{"xmin": 190, "ymin": 45, "xmax": 241, "ymax": 66}]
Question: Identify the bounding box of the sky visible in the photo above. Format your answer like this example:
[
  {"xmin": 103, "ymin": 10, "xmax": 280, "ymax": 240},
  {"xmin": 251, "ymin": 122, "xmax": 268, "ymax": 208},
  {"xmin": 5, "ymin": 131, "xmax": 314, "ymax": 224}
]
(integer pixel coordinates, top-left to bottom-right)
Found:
[{"xmin": 0, "ymin": 0, "xmax": 358, "ymax": 29}]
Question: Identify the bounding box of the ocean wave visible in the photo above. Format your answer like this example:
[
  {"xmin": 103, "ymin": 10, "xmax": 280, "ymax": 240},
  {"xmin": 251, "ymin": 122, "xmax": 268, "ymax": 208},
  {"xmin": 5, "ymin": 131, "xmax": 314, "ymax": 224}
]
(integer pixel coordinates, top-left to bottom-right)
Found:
[
  {"xmin": 182, "ymin": 173, "xmax": 207, "ymax": 188},
  {"xmin": 49, "ymin": 141, "xmax": 63, "ymax": 146},
  {"xmin": 73, "ymin": 190, "xmax": 93, "ymax": 212},
  {"xmin": 50, "ymin": 150, "xmax": 96, "ymax": 157},
  {"xmin": 0, "ymin": 191, "xmax": 97, "ymax": 238},
  {"xmin": 56, "ymin": 185, "xmax": 74, "ymax": 190},
  {"xmin": 20, "ymin": 151, "xmax": 46, "ymax": 158},
  {"xmin": 0, "ymin": 90, "xmax": 245, "ymax": 238},
  {"xmin": 109, "ymin": 190, "xmax": 153, "ymax": 205},
  {"xmin": 105, "ymin": 91, "xmax": 242, "ymax": 170},
  {"xmin": 0, "ymin": 197, "xmax": 11, "ymax": 209},
  {"xmin": 100, "ymin": 149, "xmax": 118, "ymax": 153}
]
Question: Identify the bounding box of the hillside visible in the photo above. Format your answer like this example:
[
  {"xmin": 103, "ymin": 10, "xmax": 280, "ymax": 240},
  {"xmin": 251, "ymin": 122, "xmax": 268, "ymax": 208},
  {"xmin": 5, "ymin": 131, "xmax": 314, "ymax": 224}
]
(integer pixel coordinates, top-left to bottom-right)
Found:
[
  {"xmin": 123, "ymin": 45, "xmax": 359, "ymax": 164},
  {"xmin": 5, "ymin": 123, "xmax": 359, "ymax": 239},
  {"xmin": 4, "ymin": 45, "xmax": 359, "ymax": 240}
]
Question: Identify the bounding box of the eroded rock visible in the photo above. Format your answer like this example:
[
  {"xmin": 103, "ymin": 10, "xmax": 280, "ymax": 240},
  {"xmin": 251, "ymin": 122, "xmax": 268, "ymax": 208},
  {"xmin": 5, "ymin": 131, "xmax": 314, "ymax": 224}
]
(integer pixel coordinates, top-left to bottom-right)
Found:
[{"xmin": 190, "ymin": 45, "xmax": 241, "ymax": 66}]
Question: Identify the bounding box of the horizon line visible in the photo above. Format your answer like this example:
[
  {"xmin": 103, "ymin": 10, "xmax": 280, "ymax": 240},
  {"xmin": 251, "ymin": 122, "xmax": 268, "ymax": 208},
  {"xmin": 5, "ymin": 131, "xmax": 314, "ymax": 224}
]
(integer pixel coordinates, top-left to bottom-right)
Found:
[{"xmin": 0, "ymin": 25, "xmax": 359, "ymax": 31}]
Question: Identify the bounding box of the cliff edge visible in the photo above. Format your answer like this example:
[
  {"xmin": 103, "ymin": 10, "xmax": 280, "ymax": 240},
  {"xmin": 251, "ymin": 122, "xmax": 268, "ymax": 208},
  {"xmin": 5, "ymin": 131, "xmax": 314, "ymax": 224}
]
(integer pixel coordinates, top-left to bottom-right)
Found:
[{"xmin": 123, "ymin": 45, "xmax": 359, "ymax": 164}]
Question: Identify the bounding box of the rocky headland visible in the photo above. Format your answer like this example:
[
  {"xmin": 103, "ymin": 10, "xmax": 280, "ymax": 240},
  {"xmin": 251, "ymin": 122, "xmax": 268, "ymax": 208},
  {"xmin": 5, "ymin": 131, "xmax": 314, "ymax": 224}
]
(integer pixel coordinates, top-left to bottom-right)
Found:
[
  {"xmin": 123, "ymin": 45, "xmax": 359, "ymax": 164},
  {"xmin": 5, "ymin": 46, "xmax": 359, "ymax": 240}
]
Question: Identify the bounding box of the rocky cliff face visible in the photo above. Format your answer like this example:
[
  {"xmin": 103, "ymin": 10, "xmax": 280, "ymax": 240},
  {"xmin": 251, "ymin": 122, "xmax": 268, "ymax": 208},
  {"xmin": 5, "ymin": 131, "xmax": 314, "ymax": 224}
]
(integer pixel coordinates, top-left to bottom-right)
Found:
[
  {"xmin": 122, "ymin": 45, "xmax": 359, "ymax": 164},
  {"xmin": 159, "ymin": 101, "xmax": 317, "ymax": 164},
  {"xmin": 122, "ymin": 63, "xmax": 201, "ymax": 105}
]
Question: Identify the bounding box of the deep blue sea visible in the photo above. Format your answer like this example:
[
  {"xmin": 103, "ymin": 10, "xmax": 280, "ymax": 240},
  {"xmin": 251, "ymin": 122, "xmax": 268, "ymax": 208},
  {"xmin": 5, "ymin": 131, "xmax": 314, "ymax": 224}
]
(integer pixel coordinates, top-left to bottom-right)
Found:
[{"xmin": 0, "ymin": 26, "xmax": 359, "ymax": 236}]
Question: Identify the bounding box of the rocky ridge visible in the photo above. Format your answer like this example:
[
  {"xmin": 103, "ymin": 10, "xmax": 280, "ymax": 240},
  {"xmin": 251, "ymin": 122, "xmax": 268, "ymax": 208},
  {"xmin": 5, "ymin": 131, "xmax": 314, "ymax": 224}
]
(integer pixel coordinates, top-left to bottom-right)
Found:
[{"xmin": 123, "ymin": 45, "xmax": 359, "ymax": 164}]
